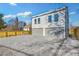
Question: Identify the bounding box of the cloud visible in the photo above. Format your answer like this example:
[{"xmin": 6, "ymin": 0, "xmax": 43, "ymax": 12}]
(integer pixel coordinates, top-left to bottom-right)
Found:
[
  {"xmin": 69, "ymin": 11, "xmax": 76, "ymax": 15},
  {"xmin": 17, "ymin": 12, "xmax": 32, "ymax": 17},
  {"xmin": 9, "ymin": 3, "xmax": 17, "ymax": 6},
  {"xmin": 3, "ymin": 15, "xmax": 16, "ymax": 19},
  {"xmin": 3, "ymin": 11, "xmax": 32, "ymax": 19}
]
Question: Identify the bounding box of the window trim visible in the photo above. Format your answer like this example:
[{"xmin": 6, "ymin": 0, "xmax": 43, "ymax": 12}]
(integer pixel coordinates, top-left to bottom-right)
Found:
[
  {"xmin": 54, "ymin": 13, "xmax": 59, "ymax": 22},
  {"xmin": 38, "ymin": 18, "xmax": 40, "ymax": 24},
  {"xmin": 48, "ymin": 15, "xmax": 52, "ymax": 23},
  {"xmin": 34, "ymin": 19, "xmax": 37, "ymax": 24}
]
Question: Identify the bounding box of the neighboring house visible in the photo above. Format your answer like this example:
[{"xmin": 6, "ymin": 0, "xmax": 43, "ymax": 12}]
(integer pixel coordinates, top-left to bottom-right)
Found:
[
  {"xmin": 18, "ymin": 21, "xmax": 26, "ymax": 30},
  {"xmin": 32, "ymin": 7, "xmax": 69, "ymax": 39},
  {"xmin": 23, "ymin": 24, "xmax": 32, "ymax": 31}
]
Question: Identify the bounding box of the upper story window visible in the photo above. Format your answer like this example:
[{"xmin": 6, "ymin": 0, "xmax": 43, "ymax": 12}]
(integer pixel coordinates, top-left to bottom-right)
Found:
[
  {"xmin": 38, "ymin": 18, "xmax": 40, "ymax": 24},
  {"xmin": 48, "ymin": 15, "xmax": 52, "ymax": 22},
  {"xmin": 54, "ymin": 14, "xmax": 59, "ymax": 22},
  {"xmin": 34, "ymin": 19, "xmax": 37, "ymax": 24}
]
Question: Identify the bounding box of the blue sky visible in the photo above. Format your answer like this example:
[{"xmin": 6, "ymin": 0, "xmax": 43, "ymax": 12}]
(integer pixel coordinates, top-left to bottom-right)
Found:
[{"xmin": 0, "ymin": 3, "xmax": 79, "ymax": 26}]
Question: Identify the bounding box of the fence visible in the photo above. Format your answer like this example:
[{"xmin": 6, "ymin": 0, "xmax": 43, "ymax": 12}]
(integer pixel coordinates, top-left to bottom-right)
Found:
[
  {"xmin": 69, "ymin": 27, "xmax": 79, "ymax": 40},
  {"xmin": 0, "ymin": 31, "xmax": 32, "ymax": 38}
]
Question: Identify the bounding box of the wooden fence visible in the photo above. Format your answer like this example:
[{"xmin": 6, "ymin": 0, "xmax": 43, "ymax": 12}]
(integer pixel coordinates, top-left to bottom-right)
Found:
[
  {"xmin": 69, "ymin": 27, "xmax": 79, "ymax": 40},
  {"xmin": 0, "ymin": 31, "xmax": 32, "ymax": 38}
]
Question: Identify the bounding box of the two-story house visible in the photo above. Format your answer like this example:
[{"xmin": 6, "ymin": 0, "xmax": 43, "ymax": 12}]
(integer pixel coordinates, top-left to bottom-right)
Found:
[{"xmin": 32, "ymin": 7, "xmax": 69, "ymax": 39}]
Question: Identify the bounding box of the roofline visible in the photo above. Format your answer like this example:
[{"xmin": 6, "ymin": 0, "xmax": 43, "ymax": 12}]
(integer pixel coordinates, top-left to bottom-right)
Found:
[{"xmin": 32, "ymin": 6, "xmax": 68, "ymax": 18}]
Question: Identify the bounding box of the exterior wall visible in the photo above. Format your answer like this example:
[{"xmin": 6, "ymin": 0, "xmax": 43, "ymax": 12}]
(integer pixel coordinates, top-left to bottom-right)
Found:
[
  {"xmin": 32, "ymin": 28, "xmax": 43, "ymax": 36},
  {"xmin": 32, "ymin": 8, "xmax": 66, "ymax": 28},
  {"xmin": 32, "ymin": 15, "xmax": 48, "ymax": 28},
  {"xmin": 45, "ymin": 27, "xmax": 65, "ymax": 39},
  {"xmin": 32, "ymin": 13, "xmax": 65, "ymax": 29}
]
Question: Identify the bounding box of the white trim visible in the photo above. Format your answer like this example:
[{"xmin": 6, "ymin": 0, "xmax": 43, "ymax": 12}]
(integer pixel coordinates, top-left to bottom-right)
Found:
[{"xmin": 43, "ymin": 28, "xmax": 45, "ymax": 36}]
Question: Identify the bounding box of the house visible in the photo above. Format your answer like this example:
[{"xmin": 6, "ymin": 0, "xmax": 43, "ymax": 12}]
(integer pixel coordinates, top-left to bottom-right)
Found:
[
  {"xmin": 23, "ymin": 24, "xmax": 32, "ymax": 31},
  {"xmin": 32, "ymin": 7, "xmax": 69, "ymax": 39}
]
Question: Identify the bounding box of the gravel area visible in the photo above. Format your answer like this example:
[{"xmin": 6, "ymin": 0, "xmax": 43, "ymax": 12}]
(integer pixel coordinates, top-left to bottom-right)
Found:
[{"xmin": 0, "ymin": 35, "xmax": 79, "ymax": 56}]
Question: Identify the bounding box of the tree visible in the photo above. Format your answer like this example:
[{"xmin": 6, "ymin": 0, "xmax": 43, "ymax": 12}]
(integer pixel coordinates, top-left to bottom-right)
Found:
[
  {"xmin": 0, "ymin": 14, "xmax": 5, "ymax": 29},
  {"xmin": 18, "ymin": 21, "xmax": 26, "ymax": 30},
  {"xmin": 15, "ymin": 17, "xmax": 19, "ymax": 30}
]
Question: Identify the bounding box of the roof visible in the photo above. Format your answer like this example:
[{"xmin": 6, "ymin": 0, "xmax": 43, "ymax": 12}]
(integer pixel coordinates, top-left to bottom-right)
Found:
[{"xmin": 32, "ymin": 6, "xmax": 67, "ymax": 18}]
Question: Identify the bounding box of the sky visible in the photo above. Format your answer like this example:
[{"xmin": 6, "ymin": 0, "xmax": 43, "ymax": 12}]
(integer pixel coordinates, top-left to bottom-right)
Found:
[{"xmin": 0, "ymin": 3, "xmax": 79, "ymax": 26}]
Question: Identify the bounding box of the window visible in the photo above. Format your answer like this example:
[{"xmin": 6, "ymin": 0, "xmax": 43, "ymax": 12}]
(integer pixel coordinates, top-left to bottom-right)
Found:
[
  {"xmin": 38, "ymin": 18, "xmax": 40, "ymax": 24},
  {"xmin": 54, "ymin": 14, "xmax": 59, "ymax": 22},
  {"xmin": 48, "ymin": 15, "xmax": 52, "ymax": 22},
  {"xmin": 34, "ymin": 19, "xmax": 37, "ymax": 24},
  {"xmin": 52, "ymin": 14, "xmax": 54, "ymax": 21}
]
